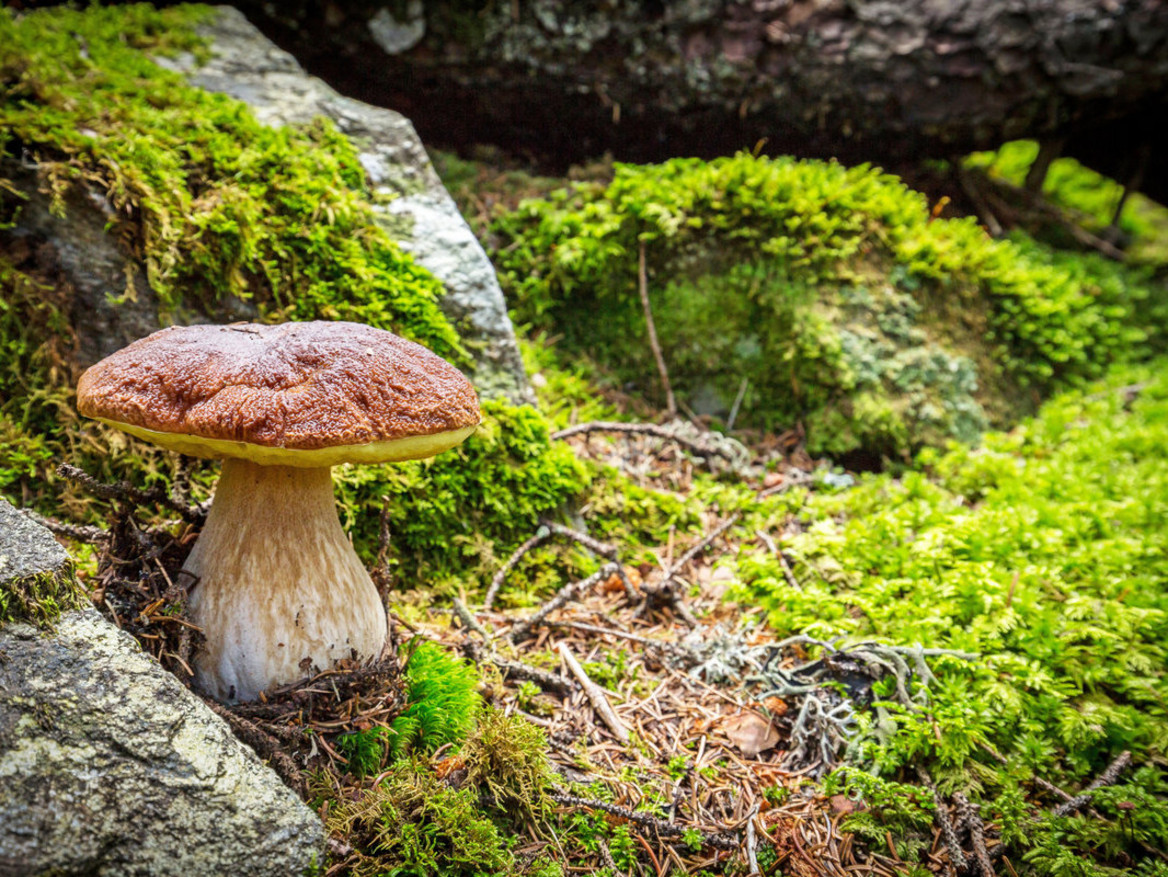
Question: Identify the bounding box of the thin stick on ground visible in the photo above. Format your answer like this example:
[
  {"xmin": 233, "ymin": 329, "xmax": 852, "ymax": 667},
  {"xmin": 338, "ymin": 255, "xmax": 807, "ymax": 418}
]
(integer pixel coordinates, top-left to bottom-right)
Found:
[
  {"xmin": 1051, "ymin": 751, "xmax": 1132, "ymax": 818},
  {"xmin": 483, "ymin": 525, "xmax": 552, "ymax": 611},
  {"xmin": 639, "ymin": 240, "xmax": 676, "ymax": 415},
  {"xmin": 542, "ymin": 521, "xmax": 637, "ymax": 601},
  {"xmin": 509, "ymin": 563, "xmax": 618, "ymax": 642},
  {"xmin": 20, "ymin": 508, "xmax": 108, "ymax": 544},
  {"xmin": 57, "ymin": 462, "xmax": 205, "ymax": 524},
  {"xmin": 550, "ymin": 420, "xmax": 737, "ymax": 461},
  {"xmin": 558, "ymin": 642, "xmax": 630, "ymax": 744},
  {"xmin": 549, "ymin": 792, "xmax": 739, "ymax": 851},
  {"xmin": 917, "ymin": 766, "xmax": 967, "ymax": 872},
  {"xmin": 954, "ymin": 792, "xmax": 996, "ymax": 877}
]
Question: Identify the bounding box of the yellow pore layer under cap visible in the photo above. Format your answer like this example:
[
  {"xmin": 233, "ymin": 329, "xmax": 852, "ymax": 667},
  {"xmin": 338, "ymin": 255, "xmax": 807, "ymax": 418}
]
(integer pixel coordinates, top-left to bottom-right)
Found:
[{"xmin": 95, "ymin": 418, "xmax": 478, "ymax": 467}]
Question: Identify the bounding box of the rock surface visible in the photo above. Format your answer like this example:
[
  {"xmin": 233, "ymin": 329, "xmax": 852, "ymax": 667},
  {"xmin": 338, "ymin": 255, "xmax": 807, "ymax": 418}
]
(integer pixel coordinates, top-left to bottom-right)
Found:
[
  {"xmin": 0, "ymin": 499, "xmax": 70, "ymax": 587},
  {"xmin": 0, "ymin": 503, "xmax": 323, "ymax": 877},
  {"xmin": 159, "ymin": 6, "xmax": 531, "ymax": 403}
]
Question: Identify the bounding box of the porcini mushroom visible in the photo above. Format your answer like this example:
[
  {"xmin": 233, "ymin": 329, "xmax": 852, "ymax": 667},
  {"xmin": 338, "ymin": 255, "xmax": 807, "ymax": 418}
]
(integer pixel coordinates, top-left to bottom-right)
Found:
[{"xmin": 76, "ymin": 321, "xmax": 480, "ymax": 702}]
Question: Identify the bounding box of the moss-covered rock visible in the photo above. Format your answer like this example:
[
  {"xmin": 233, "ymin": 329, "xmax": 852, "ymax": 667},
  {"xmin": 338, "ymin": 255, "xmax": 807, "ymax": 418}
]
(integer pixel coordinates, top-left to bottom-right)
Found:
[
  {"xmin": 0, "ymin": 5, "xmax": 577, "ymax": 590},
  {"xmin": 0, "ymin": 497, "xmax": 84, "ymax": 627},
  {"xmin": 492, "ymin": 154, "xmax": 1163, "ymax": 459}
]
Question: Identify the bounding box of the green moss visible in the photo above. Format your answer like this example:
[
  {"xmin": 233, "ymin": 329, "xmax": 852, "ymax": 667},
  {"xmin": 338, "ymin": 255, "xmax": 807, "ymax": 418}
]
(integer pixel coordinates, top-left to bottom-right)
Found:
[
  {"xmin": 388, "ymin": 640, "xmax": 482, "ymax": 760},
  {"xmin": 967, "ymin": 140, "xmax": 1168, "ymax": 266},
  {"xmin": 734, "ymin": 361, "xmax": 1168, "ymax": 872},
  {"xmin": 322, "ymin": 711, "xmax": 562, "ymax": 877},
  {"xmin": 336, "ymin": 641, "xmax": 480, "ymax": 774},
  {"xmin": 462, "ymin": 708, "xmax": 555, "ymax": 819},
  {"xmin": 0, "ymin": 4, "xmax": 460, "ymax": 353},
  {"xmin": 0, "ymin": 565, "xmax": 87, "ymax": 628},
  {"xmin": 324, "ymin": 761, "xmax": 519, "ymax": 877},
  {"xmin": 0, "ymin": 3, "xmax": 458, "ymax": 500},
  {"xmin": 492, "ymin": 153, "xmax": 1162, "ymax": 458},
  {"xmin": 335, "ymin": 398, "xmax": 590, "ymax": 591}
]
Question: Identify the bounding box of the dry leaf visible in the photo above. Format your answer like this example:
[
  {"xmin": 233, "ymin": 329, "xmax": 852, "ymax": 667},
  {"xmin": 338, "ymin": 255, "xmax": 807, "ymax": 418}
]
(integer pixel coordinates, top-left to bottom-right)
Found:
[{"xmin": 721, "ymin": 710, "xmax": 780, "ymax": 757}]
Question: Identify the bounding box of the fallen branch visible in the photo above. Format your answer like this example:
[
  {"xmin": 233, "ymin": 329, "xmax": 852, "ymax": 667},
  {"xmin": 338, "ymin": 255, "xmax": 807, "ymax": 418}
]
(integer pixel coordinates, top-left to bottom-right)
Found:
[
  {"xmin": 639, "ymin": 240, "xmax": 676, "ymax": 415},
  {"xmin": 1051, "ymin": 751, "xmax": 1132, "ymax": 818},
  {"xmin": 542, "ymin": 522, "xmax": 637, "ymax": 601},
  {"xmin": 482, "ymin": 525, "xmax": 552, "ymax": 611},
  {"xmin": 550, "ymin": 420, "xmax": 739, "ymax": 461},
  {"xmin": 452, "ymin": 597, "xmax": 490, "ymax": 640},
  {"xmin": 20, "ymin": 508, "xmax": 108, "ymax": 544},
  {"xmin": 509, "ymin": 563, "xmax": 618, "ymax": 643},
  {"xmin": 917, "ymin": 766, "xmax": 967, "ymax": 872},
  {"xmin": 459, "ymin": 638, "xmax": 572, "ymax": 695},
  {"xmin": 559, "ymin": 642, "xmax": 630, "ymax": 744},
  {"xmin": 954, "ymin": 792, "xmax": 996, "ymax": 877},
  {"xmin": 549, "ymin": 792, "xmax": 739, "ymax": 851},
  {"xmin": 58, "ymin": 462, "xmax": 205, "ymax": 524}
]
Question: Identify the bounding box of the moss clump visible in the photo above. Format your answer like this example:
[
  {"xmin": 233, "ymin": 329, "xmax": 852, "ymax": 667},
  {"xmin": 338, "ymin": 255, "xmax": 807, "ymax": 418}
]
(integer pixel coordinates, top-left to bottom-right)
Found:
[
  {"xmin": 336, "ymin": 398, "xmax": 590, "ymax": 591},
  {"xmin": 0, "ymin": 4, "xmax": 461, "ymax": 353},
  {"xmin": 462, "ymin": 708, "xmax": 555, "ymax": 819},
  {"xmin": 492, "ymin": 153, "xmax": 1162, "ymax": 458},
  {"xmin": 322, "ymin": 762, "xmax": 520, "ymax": 877},
  {"xmin": 321, "ymin": 712, "xmax": 561, "ymax": 877},
  {"xmin": 0, "ymin": 3, "xmax": 458, "ymax": 502},
  {"xmin": 0, "ymin": 566, "xmax": 86, "ymax": 628},
  {"xmin": 386, "ymin": 640, "xmax": 482, "ymax": 761}
]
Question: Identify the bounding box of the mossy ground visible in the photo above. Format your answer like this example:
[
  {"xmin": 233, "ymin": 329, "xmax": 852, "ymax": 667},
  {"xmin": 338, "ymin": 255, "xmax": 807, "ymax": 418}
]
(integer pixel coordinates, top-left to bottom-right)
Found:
[
  {"xmin": 476, "ymin": 152, "xmax": 1164, "ymax": 461},
  {"xmin": 0, "ymin": 565, "xmax": 86, "ymax": 627}
]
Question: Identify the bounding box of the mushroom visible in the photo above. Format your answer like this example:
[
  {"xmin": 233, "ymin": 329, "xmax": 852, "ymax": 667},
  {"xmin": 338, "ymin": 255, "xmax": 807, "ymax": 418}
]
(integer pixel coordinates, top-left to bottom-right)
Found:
[{"xmin": 76, "ymin": 321, "xmax": 480, "ymax": 702}]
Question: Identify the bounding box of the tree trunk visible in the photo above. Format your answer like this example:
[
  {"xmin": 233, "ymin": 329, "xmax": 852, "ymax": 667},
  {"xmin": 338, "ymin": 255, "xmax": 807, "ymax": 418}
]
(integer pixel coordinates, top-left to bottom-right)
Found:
[{"xmin": 231, "ymin": 0, "xmax": 1168, "ymax": 202}]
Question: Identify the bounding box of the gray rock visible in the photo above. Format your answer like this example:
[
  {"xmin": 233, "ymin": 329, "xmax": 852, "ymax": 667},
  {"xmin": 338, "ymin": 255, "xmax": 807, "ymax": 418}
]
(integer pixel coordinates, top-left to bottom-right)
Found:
[
  {"xmin": 0, "ymin": 499, "xmax": 69, "ymax": 587},
  {"xmin": 159, "ymin": 6, "xmax": 532, "ymax": 403},
  {"xmin": 0, "ymin": 504, "xmax": 323, "ymax": 876}
]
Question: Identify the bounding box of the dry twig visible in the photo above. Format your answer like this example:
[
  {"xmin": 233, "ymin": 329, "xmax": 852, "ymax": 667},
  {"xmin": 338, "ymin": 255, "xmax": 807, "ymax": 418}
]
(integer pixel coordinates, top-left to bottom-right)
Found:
[{"xmin": 1051, "ymin": 751, "xmax": 1132, "ymax": 818}]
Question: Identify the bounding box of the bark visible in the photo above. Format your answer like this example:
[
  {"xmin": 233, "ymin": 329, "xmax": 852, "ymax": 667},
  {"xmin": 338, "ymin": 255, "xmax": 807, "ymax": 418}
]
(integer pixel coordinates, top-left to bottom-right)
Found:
[{"xmin": 230, "ymin": 0, "xmax": 1168, "ymax": 201}]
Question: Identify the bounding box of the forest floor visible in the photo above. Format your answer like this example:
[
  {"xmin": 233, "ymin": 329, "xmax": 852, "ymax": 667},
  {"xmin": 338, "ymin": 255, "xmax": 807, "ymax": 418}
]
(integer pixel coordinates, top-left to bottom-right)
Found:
[{"xmin": 71, "ymin": 373, "xmax": 1165, "ymax": 876}]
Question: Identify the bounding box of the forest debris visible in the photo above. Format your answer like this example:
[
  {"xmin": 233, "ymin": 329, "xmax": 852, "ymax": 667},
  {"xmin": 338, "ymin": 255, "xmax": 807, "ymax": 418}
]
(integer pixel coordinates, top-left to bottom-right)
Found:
[
  {"xmin": 558, "ymin": 642, "xmax": 630, "ymax": 744},
  {"xmin": 19, "ymin": 508, "xmax": 108, "ymax": 544},
  {"xmin": 482, "ymin": 525, "xmax": 552, "ymax": 610},
  {"xmin": 549, "ymin": 792, "xmax": 739, "ymax": 851},
  {"xmin": 955, "ymin": 792, "xmax": 997, "ymax": 877},
  {"xmin": 918, "ymin": 766, "xmax": 967, "ymax": 872},
  {"xmin": 721, "ymin": 710, "xmax": 780, "ymax": 758},
  {"xmin": 550, "ymin": 420, "xmax": 749, "ymax": 467}
]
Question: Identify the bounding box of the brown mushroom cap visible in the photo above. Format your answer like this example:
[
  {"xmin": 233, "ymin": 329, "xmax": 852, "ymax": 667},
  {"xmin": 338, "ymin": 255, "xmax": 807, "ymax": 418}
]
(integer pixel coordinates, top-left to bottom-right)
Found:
[{"xmin": 77, "ymin": 321, "xmax": 481, "ymax": 467}]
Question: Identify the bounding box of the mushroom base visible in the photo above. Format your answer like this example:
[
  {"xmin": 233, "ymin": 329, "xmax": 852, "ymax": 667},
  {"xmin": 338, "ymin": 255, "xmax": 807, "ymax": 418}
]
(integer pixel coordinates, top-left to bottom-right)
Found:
[{"xmin": 184, "ymin": 459, "xmax": 388, "ymax": 702}]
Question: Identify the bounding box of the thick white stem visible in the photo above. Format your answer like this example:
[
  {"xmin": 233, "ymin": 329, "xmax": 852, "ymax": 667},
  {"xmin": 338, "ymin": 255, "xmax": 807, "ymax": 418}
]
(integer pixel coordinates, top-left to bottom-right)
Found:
[{"xmin": 184, "ymin": 458, "xmax": 387, "ymax": 702}]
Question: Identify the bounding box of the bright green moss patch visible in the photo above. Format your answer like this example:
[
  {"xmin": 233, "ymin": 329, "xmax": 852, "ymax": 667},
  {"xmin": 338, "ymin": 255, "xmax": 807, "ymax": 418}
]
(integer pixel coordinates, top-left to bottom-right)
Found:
[
  {"xmin": 492, "ymin": 153, "xmax": 1161, "ymax": 458},
  {"xmin": 335, "ymin": 399, "xmax": 589, "ymax": 591},
  {"xmin": 322, "ymin": 709, "xmax": 560, "ymax": 877},
  {"xmin": 0, "ymin": 4, "xmax": 460, "ymax": 353},
  {"xmin": 968, "ymin": 140, "xmax": 1168, "ymax": 266},
  {"xmin": 734, "ymin": 362, "xmax": 1168, "ymax": 872}
]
